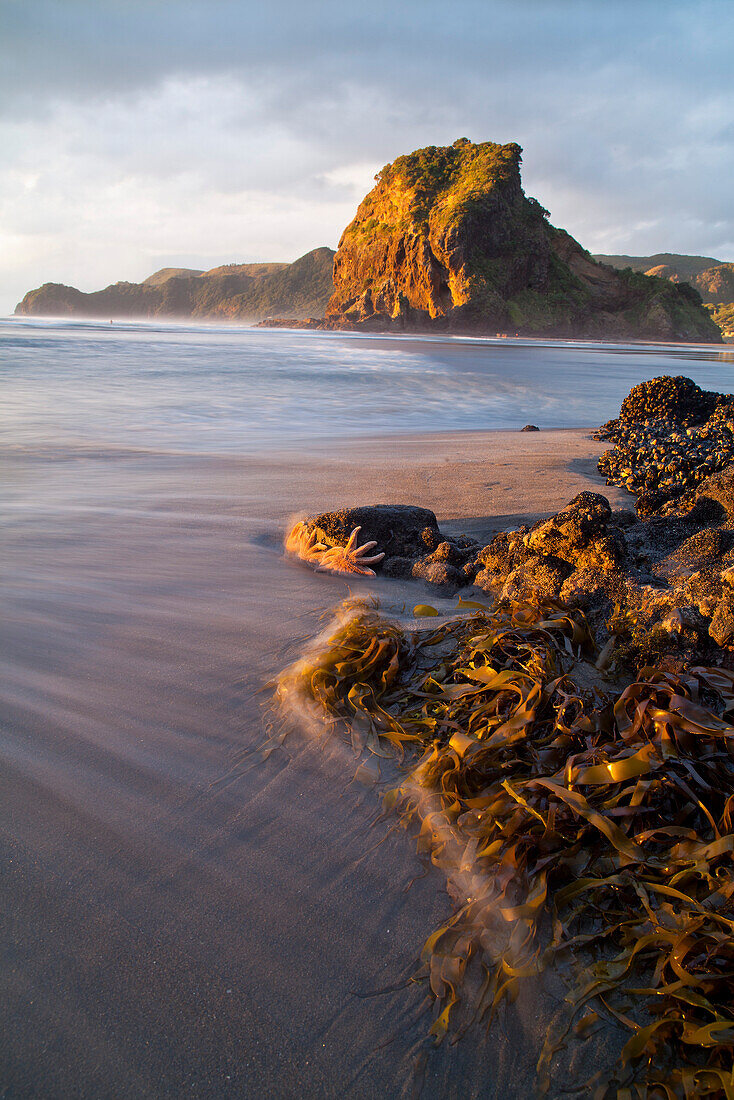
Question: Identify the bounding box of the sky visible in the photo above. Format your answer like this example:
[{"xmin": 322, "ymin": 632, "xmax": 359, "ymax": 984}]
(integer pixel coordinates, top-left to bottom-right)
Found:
[{"xmin": 1, "ymin": 0, "xmax": 733, "ymax": 313}]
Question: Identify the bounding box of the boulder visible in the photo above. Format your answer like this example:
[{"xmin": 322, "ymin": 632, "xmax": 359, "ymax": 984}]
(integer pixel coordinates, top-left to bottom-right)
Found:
[
  {"xmin": 301, "ymin": 505, "xmax": 443, "ymax": 565},
  {"xmin": 411, "ymin": 560, "xmax": 463, "ymax": 589},
  {"xmin": 618, "ymin": 375, "xmax": 718, "ymax": 426},
  {"xmin": 501, "ymin": 555, "xmax": 571, "ymax": 601},
  {"xmin": 524, "ymin": 492, "xmax": 623, "ymax": 569}
]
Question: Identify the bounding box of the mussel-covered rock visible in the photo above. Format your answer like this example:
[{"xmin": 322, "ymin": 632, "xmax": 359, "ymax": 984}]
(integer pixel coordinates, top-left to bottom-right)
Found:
[
  {"xmin": 594, "ymin": 376, "xmax": 734, "ymax": 516},
  {"xmin": 618, "ymin": 375, "xmax": 718, "ymax": 427}
]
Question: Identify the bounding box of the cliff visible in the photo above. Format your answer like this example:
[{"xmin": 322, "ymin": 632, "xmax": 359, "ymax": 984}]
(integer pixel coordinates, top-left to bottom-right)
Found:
[
  {"xmin": 15, "ymin": 249, "xmax": 335, "ymax": 322},
  {"xmin": 325, "ymin": 140, "xmax": 720, "ymax": 342}
]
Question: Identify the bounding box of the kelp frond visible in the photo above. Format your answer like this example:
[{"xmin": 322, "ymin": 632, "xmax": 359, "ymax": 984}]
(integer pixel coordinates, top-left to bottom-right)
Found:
[{"xmin": 274, "ymin": 596, "xmax": 734, "ymax": 1096}]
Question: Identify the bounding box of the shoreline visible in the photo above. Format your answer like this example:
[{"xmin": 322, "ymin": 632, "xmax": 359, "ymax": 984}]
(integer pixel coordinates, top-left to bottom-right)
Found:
[{"xmin": 5, "ymin": 310, "xmax": 732, "ymax": 346}]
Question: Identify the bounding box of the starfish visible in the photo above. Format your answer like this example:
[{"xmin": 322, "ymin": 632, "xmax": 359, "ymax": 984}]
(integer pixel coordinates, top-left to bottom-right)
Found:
[{"xmin": 285, "ymin": 521, "xmax": 385, "ymax": 576}]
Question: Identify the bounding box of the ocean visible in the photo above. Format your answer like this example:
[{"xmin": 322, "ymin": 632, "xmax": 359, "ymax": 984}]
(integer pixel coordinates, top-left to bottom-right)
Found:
[{"xmin": 2, "ymin": 317, "xmax": 733, "ymax": 453}]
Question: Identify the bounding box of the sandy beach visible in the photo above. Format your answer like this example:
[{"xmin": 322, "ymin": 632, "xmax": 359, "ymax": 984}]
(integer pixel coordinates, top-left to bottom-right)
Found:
[{"xmin": 0, "ymin": 427, "xmax": 635, "ymax": 1098}]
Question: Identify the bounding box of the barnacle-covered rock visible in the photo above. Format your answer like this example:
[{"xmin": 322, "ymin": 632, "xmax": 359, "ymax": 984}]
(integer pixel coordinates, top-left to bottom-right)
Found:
[
  {"xmin": 501, "ymin": 555, "xmax": 571, "ymax": 601},
  {"xmin": 523, "ymin": 492, "xmax": 625, "ymax": 573},
  {"xmin": 691, "ymin": 465, "xmax": 734, "ymax": 524}
]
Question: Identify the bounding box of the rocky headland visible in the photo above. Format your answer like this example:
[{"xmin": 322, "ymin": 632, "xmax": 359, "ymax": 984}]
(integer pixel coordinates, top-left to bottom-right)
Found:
[
  {"xmin": 320, "ymin": 139, "xmax": 720, "ymax": 342},
  {"xmin": 15, "ymin": 247, "xmax": 335, "ymax": 322},
  {"xmin": 288, "ymin": 375, "xmax": 734, "ymax": 670}
]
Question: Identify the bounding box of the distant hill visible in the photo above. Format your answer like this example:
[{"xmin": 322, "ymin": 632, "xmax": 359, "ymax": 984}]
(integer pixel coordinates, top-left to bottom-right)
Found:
[
  {"xmin": 593, "ymin": 253, "xmax": 734, "ymax": 337},
  {"xmin": 593, "ymin": 253, "xmax": 723, "ymax": 281},
  {"xmin": 202, "ymin": 262, "xmax": 288, "ymax": 279},
  {"xmin": 15, "ymin": 249, "xmax": 335, "ymax": 322},
  {"xmin": 320, "ymin": 140, "xmax": 720, "ymax": 342},
  {"xmin": 141, "ymin": 267, "xmax": 204, "ymax": 287}
]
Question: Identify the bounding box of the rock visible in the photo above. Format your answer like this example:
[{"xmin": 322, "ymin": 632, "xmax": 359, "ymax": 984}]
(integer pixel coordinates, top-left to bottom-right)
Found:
[
  {"xmin": 525, "ymin": 492, "xmax": 615, "ymax": 563},
  {"xmin": 302, "ymin": 505, "xmax": 443, "ymax": 566},
  {"xmin": 558, "ymin": 568, "xmax": 628, "ymax": 629},
  {"xmin": 661, "ymin": 606, "xmax": 707, "ymax": 637},
  {"xmin": 500, "ymin": 555, "xmax": 571, "ymax": 601},
  {"xmin": 680, "ymin": 569, "xmax": 723, "ymax": 619},
  {"xmin": 618, "ymin": 376, "xmax": 718, "ymax": 427},
  {"xmin": 411, "ymin": 560, "xmax": 463, "ymax": 589},
  {"xmin": 692, "ymin": 465, "xmax": 734, "ymax": 523},
  {"xmin": 323, "ymin": 140, "xmax": 719, "ymax": 342},
  {"xmin": 521, "ymin": 424, "xmax": 540, "ymax": 432},
  {"xmin": 381, "ymin": 556, "xmax": 415, "ymax": 579},
  {"xmin": 595, "ymin": 378, "xmax": 734, "ymax": 516},
  {"xmin": 669, "ymin": 528, "xmax": 732, "ymax": 570},
  {"xmin": 709, "ymin": 599, "xmax": 734, "ymax": 646}
]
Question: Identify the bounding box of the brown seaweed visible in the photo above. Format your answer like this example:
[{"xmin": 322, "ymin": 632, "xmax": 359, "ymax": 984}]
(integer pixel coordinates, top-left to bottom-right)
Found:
[{"xmin": 273, "ymin": 596, "xmax": 734, "ymax": 1097}]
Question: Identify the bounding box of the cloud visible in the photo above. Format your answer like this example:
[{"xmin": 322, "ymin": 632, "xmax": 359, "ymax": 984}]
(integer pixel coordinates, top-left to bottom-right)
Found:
[{"xmin": 1, "ymin": 0, "xmax": 733, "ymax": 311}]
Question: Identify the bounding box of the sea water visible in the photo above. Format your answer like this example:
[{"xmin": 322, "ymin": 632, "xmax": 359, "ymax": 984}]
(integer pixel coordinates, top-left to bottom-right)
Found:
[{"xmin": 2, "ymin": 317, "xmax": 733, "ymax": 453}]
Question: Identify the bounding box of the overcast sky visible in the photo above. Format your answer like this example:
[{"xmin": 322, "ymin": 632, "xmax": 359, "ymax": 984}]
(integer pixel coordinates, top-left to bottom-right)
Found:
[{"xmin": 1, "ymin": 0, "xmax": 732, "ymax": 313}]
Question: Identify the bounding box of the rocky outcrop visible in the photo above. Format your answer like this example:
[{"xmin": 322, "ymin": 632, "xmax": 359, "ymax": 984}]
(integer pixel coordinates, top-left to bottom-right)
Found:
[
  {"xmin": 595, "ymin": 376, "xmax": 734, "ymax": 515},
  {"xmin": 15, "ymin": 248, "xmax": 335, "ymax": 322},
  {"xmin": 324, "ymin": 139, "xmax": 720, "ymax": 342},
  {"xmin": 289, "ymin": 375, "xmax": 734, "ymax": 666},
  {"xmin": 291, "ymin": 481, "xmax": 734, "ymax": 665},
  {"xmin": 291, "ymin": 505, "xmax": 479, "ymax": 590}
]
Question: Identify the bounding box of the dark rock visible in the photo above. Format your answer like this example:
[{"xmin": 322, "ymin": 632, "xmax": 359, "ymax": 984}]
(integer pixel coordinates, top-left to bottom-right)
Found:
[
  {"xmin": 692, "ymin": 466, "xmax": 734, "ymax": 524},
  {"xmin": 618, "ymin": 375, "xmax": 718, "ymax": 427},
  {"xmin": 304, "ymin": 504, "xmax": 443, "ymax": 564},
  {"xmin": 670, "ymin": 528, "xmax": 732, "ymax": 570},
  {"xmin": 595, "ymin": 378, "xmax": 734, "ymax": 516},
  {"xmin": 381, "ymin": 556, "xmax": 415, "ymax": 579},
  {"xmin": 680, "ymin": 568, "xmax": 723, "ymax": 619},
  {"xmin": 501, "ymin": 555, "xmax": 572, "ymax": 601},
  {"xmin": 609, "ymin": 509, "xmax": 638, "ymax": 529},
  {"xmin": 636, "ymin": 491, "xmax": 667, "ymax": 518},
  {"xmin": 521, "ymin": 424, "xmax": 540, "ymax": 432},
  {"xmin": 558, "ymin": 568, "xmax": 629, "ymax": 631},
  {"xmin": 661, "ymin": 606, "xmax": 707, "ymax": 638}
]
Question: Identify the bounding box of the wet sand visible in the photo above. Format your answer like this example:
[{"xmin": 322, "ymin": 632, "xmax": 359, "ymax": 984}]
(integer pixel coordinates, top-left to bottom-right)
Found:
[{"xmin": 0, "ymin": 429, "xmax": 628, "ymax": 1098}]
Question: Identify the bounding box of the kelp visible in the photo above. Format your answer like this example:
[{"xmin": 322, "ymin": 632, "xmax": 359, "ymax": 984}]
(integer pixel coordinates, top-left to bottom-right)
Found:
[{"xmin": 273, "ymin": 596, "xmax": 734, "ymax": 1097}]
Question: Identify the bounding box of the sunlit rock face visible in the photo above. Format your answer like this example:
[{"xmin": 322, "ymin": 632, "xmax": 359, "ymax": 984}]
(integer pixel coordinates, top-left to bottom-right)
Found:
[{"xmin": 326, "ymin": 138, "xmax": 720, "ymax": 342}]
